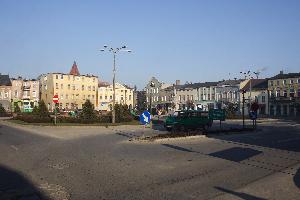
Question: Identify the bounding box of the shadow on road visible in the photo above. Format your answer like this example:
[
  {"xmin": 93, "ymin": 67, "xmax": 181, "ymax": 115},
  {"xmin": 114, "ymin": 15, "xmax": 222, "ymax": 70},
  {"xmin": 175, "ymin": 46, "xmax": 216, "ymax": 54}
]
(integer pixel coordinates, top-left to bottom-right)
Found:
[
  {"xmin": 207, "ymin": 123, "xmax": 300, "ymax": 152},
  {"xmin": 209, "ymin": 147, "xmax": 262, "ymax": 162},
  {"xmin": 215, "ymin": 186, "xmax": 267, "ymax": 200},
  {"xmin": 0, "ymin": 164, "xmax": 48, "ymax": 200},
  {"xmin": 293, "ymin": 167, "xmax": 300, "ymax": 189},
  {"xmin": 162, "ymin": 144, "xmax": 261, "ymax": 163}
]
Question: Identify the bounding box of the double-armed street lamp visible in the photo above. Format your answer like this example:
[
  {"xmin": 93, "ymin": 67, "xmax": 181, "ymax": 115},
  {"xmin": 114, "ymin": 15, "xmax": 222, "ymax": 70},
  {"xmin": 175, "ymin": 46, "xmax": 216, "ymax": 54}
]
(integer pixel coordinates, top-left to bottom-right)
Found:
[{"xmin": 100, "ymin": 45, "xmax": 132, "ymax": 124}]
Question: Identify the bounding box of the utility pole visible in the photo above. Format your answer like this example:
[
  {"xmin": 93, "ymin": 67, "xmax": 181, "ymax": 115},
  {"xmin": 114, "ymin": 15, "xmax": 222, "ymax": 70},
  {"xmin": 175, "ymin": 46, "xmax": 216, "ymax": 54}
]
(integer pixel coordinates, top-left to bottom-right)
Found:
[
  {"xmin": 100, "ymin": 45, "xmax": 131, "ymax": 124},
  {"xmin": 242, "ymin": 90, "xmax": 245, "ymax": 129}
]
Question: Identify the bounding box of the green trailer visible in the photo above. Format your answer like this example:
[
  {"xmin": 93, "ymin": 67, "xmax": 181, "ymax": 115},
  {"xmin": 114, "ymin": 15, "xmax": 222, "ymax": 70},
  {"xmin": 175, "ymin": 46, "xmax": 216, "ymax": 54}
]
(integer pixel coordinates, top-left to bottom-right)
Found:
[{"xmin": 164, "ymin": 110, "xmax": 213, "ymax": 132}]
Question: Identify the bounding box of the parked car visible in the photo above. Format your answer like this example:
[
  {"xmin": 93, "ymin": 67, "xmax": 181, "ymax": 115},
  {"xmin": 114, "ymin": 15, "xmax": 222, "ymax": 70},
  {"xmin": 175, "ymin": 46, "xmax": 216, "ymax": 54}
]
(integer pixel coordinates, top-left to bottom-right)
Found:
[{"xmin": 164, "ymin": 110, "xmax": 213, "ymax": 132}]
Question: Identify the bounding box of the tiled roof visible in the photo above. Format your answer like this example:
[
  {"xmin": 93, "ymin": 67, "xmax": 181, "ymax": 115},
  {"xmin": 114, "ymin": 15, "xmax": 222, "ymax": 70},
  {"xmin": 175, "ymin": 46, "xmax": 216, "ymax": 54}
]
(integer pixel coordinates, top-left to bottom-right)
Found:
[
  {"xmin": 69, "ymin": 61, "xmax": 80, "ymax": 76},
  {"xmin": 0, "ymin": 74, "xmax": 12, "ymax": 86}
]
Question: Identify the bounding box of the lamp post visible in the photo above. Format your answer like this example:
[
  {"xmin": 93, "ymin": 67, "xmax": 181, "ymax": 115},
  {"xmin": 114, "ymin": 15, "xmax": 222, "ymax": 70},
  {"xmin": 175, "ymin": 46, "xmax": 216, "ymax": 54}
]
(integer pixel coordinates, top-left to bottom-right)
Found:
[
  {"xmin": 100, "ymin": 45, "xmax": 131, "ymax": 123},
  {"xmin": 148, "ymin": 81, "xmax": 155, "ymax": 114}
]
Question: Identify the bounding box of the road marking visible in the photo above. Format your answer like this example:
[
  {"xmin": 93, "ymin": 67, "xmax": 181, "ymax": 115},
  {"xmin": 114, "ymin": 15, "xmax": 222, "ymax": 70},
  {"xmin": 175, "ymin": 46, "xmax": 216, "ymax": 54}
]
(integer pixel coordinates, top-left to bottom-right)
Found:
[{"xmin": 10, "ymin": 145, "xmax": 18, "ymax": 151}]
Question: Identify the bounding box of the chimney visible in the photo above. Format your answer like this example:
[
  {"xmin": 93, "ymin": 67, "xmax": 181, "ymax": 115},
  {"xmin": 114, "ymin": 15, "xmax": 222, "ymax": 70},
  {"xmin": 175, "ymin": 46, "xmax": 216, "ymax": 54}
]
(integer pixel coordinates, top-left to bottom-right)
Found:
[
  {"xmin": 176, "ymin": 80, "xmax": 180, "ymax": 85},
  {"xmin": 280, "ymin": 70, "xmax": 284, "ymax": 75}
]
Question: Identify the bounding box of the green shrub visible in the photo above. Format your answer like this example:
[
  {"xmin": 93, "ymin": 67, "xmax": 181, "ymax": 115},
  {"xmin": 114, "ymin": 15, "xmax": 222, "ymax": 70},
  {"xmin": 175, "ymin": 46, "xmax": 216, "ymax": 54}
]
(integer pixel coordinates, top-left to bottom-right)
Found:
[
  {"xmin": 14, "ymin": 104, "xmax": 21, "ymax": 114},
  {"xmin": 80, "ymin": 99, "xmax": 96, "ymax": 120}
]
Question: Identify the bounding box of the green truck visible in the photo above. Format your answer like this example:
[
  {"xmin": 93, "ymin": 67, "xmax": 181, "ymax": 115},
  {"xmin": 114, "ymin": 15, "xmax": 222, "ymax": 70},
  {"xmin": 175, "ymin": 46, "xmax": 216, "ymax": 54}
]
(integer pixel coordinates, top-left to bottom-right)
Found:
[{"xmin": 164, "ymin": 110, "xmax": 213, "ymax": 132}]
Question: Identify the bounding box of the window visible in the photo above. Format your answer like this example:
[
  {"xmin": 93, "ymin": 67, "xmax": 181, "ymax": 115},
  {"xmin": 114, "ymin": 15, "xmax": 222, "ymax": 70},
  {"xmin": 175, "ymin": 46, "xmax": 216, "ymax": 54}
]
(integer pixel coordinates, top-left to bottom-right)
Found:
[
  {"xmin": 283, "ymin": 90, "xmax": 287, "ymax": 97},
  {"xmin": 290, "ymin": 89, "xmax": 295, "ymax": 97},
  {"xmin": 262, "ymin": 96, "xmax": 265, "ymax": 103},
  {"xmin": 276, "ymin": 90, "xmax": 280, "ymax": 97},
  {"xmin": 4, "ymin": 92, "xmax": 9, "ymax": 98},
  {"xmin": 290, "ymin": 79, "xmax": 294, "ymax": 84},
  {"xmin": 129, "ymin": 95, "xmax": 131, "ymax": 100},
  {"xmin": 68, "ymin": 84, "xmax": 70, "ymax": 90},
  {"xmin": 283, "ymin": 80, "xmax": 287, "ymax": 85},
  {"xmin": 82, "ymin": 85, "xmax": 84, "ymax": 90},
  {"xmin": 61, "ymin": 84, "xmax": 63, "ymax": 89},
  {"xmin": 93, "ymin": 78, "xmax": 95, "ymax": 82},
  {"xmin": 88, "ymin": 86, "xmax": 91, "ymax": 91},
  {"xmin": 72, "ymin": 84, "xmax": 75, "ymax": 90},
  {"xmin": 92, "ymin": 86, "xmax": 95, "ymax": 91},
  {"xmin": 276, "ymin": 80, "xmax": 279, "ymax": 85},
  {"xmin": 56, "ymin": 83, "xmax": 59, "ymax": 89},
  {"xmin": 105, "ymin": 96, "xmax": 107, "ymax": 100},
  {"xmin": 110, "ymin": 96, "xmax": 112, "ymax": 100},
  {"xmin": 270, "ymin": 81, "xmax": 273, "ymax": 86},
  {"xmin": 61, "ymin": 74, "xmax": 63, "ymax": 79},
  {"xmin": 100, "ymin": 96, "xmax": 102, "ymax": 100},
  {"xmin": 14, "ymin": 90, "xmax": 18, "ymax": 98},
  {"xmin": 56, "ymin": 75, "xmax": 58, "ymax": 79},
  {"xmin": 32, "ymin": 91, "xmax": 36, "ymax": 97}
]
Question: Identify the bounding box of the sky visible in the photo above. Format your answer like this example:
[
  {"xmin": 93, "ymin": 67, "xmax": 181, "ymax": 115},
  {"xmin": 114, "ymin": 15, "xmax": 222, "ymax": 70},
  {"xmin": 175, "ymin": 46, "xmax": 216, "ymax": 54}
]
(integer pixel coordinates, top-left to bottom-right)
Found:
[{"xmin": 0, "ymin": 0, "xmax": 300, "ymax": 89}]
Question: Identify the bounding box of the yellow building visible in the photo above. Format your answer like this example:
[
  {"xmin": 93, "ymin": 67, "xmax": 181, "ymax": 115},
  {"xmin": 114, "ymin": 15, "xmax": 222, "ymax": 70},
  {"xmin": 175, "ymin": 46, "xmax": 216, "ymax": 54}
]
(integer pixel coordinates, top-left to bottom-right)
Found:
[
  {"xmin": 98, "ymin": 82, "xmax": 134, "ymax": 111},
  {"xmin": 39, "ymin": 62, "xmax": 98, "ymax": 111}
]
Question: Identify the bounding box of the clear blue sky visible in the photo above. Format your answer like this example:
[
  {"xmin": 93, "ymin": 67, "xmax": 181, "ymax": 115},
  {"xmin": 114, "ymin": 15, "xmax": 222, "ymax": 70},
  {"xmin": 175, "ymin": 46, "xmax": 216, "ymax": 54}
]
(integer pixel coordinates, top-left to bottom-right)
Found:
[{"xmin": 1, "ymin": 0, "xmax": 300, "ymax": 89}]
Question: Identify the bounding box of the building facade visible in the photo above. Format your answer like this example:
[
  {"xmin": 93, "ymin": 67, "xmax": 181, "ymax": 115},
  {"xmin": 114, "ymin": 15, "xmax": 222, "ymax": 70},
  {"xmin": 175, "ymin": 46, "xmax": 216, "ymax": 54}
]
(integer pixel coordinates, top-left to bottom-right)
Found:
[
  {"xmin": 0, "ymin": 74, "xmax": 12, "ymax": 112},
  {"xmin": 11, "ymin": 77, "xmax": 39, "ymax": 112},
  {"xmin": 268, "ymin": 72, "xmax": 300, "ymax": 116},
  {"xmin": 240, "ymin": 79, "xmax": 269, "ymax": 115},
  {"xmin": 97, "ymin": 82, "xmax": 134, "ymax": 111},
  {"xmin": 39, "ymin": 62, "xmax": 98, "ymax": 111}
]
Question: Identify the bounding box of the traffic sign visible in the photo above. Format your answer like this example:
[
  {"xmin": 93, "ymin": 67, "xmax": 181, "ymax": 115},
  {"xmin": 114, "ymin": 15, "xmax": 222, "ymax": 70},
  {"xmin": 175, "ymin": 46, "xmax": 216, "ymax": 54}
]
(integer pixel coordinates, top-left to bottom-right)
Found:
[
  {"xmin": 140, "ymin": 111, "xmax": 151, "ymax": 125},
  {"xmin": 53, "ymin": 95, "xmax": 59, "ymax": 104},
  {"xmin": 209, "ymin": 109, "xmax": 226, "ymax": 121}
]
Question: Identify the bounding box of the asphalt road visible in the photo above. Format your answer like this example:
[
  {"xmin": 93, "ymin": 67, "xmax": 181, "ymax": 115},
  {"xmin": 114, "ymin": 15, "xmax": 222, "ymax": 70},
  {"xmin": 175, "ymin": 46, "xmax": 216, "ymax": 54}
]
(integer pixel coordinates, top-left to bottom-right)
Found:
[{"xmin": 0, "ymin": 119, "xmax": 300, "ymax": 200}]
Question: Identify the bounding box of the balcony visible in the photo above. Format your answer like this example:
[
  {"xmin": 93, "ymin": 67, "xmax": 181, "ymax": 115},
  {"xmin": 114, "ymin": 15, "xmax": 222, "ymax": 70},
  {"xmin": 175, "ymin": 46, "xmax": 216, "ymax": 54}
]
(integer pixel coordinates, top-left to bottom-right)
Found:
[
  {"xmin": 269, "ymin": 96, "xmax": 300, "ymax": 103},
  {"xmin": 23, "ymin": 85, "xmax": 31, "ymax": 91}
]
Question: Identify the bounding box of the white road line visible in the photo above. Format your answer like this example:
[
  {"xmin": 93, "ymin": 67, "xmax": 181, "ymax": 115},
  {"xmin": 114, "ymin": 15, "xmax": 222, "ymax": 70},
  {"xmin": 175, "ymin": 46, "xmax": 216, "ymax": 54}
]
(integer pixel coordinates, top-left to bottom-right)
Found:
[{"xmin": 10, "ymin": 145, "xmax": 18, "ymax": 151}]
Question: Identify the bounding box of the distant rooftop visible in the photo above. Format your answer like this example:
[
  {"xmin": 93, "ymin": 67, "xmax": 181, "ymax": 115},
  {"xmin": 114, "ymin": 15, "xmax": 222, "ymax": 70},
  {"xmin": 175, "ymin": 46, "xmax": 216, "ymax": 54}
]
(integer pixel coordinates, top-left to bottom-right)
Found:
[
  {"xmin": 0, "ymin": 74, "xmax": 12, "ymax": 86},
  {"xmin": 269, "ymin": 71, "xmax": 300, "ymax": 80}
]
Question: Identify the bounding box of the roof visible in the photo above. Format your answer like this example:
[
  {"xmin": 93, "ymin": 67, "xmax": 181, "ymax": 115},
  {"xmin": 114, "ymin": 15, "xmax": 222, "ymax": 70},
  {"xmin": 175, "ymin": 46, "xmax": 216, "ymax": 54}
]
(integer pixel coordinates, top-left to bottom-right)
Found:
[
  {"xmin": 177, "ymin": 81, "xmax": 220, "ymax": 90},
  {"xmin": 269, "ymin": 72, "xmax": 300, "ymax": 80},
  {"xmin": 98, "ymin": 81, "xmax": 110, "ymax": 87},
  {"xmin": 241, "ymin": 79, "xmax": 268, "ymax": 91},
  {"xmin": 217, "ymin": 79, "xmax": 244, "ymax": 86},
  {"xmin": 69, "ymin": 61, "xmax": 80, "ymax": 76},
  {"xmin": 0, "ymin": 74, "xmax": 12, "ymax": 86}
]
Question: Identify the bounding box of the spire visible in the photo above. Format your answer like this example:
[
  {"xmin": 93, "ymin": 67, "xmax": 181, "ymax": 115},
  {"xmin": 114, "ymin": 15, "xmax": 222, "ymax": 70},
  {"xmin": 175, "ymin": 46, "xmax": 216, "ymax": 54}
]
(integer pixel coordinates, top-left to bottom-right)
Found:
[{"xmin": 69, "ymin": 61, "xmax": 80, "ymax": 76}]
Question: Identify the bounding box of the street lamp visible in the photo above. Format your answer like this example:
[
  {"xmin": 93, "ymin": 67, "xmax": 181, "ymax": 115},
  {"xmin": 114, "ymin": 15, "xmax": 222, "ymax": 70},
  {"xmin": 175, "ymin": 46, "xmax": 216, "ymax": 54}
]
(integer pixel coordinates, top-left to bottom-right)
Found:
[
  {"xmin": 148, "ymin": 81, "xmax": 155, "ymax": 113},
  {"xmin": 100, "ymin": 45, "xmax": 132, "ymax": 123}
]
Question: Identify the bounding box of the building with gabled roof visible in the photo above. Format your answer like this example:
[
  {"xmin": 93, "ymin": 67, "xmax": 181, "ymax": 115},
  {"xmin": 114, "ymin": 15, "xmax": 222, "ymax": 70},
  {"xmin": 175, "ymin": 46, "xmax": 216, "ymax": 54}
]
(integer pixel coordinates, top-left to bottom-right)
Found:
[{"xmin": 39, "ymin": 62, "xmax": 98, "ymax": 111}]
